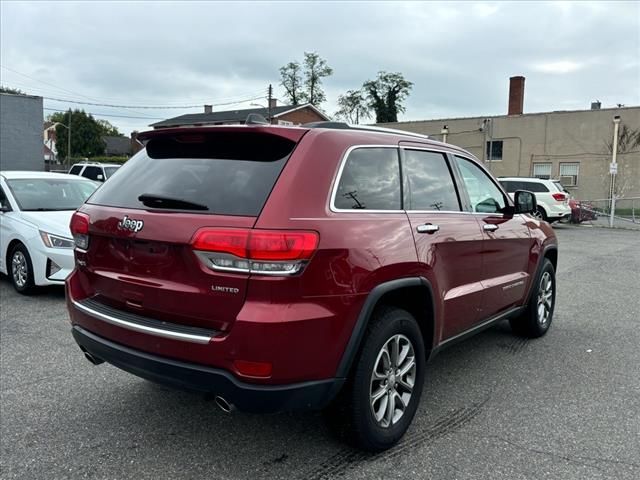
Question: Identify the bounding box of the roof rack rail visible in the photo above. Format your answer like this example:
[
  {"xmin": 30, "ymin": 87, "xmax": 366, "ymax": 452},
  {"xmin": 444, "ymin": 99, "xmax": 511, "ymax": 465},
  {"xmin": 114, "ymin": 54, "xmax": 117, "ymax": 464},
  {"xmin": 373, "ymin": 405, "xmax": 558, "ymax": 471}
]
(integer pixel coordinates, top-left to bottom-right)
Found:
[{"xmin": 302, "ymin": 121, "xmax": 430, "ymax": 140}]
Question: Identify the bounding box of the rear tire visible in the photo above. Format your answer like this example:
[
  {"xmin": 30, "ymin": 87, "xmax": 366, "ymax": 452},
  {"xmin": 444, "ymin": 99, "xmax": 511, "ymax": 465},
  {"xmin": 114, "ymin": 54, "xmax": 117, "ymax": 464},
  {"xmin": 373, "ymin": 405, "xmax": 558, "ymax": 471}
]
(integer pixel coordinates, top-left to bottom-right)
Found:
[
  {"xmin": 533, "ymin": 207, "xmax": 548, "ymax": 222},
  {"xmin": 325, "ymin": 306, "xmax": 426, "ymax": 451},
  {"xmin": 510, "ymin": 259, "xmax": 555, "ymax": 338},
  {"xmin": 9, "ymin": 243, "xmax": 36, "ymax": 295}
]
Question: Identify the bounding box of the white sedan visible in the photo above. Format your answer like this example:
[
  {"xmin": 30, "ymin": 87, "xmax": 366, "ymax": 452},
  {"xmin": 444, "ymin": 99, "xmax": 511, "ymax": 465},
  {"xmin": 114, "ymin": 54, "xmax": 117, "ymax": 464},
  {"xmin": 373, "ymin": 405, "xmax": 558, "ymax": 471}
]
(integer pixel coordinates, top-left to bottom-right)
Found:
[{"xmin": 0, "ymin": 171, "xmax": 99, "ymax": 294}]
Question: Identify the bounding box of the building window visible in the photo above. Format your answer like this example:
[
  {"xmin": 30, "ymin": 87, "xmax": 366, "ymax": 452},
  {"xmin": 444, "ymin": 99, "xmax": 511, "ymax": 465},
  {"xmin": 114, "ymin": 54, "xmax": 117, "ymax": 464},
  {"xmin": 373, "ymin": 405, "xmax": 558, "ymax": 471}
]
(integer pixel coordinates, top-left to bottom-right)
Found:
[
  {"xmin": 485, "ymin": 140, "xmax": 503, "ymax": 161},
  {"xmin": 533, "ymin": 163, "xmax": 552, "ymax": 179},
  {"xmin": 559, "ymin": 163, "xmax": 579, "ymax": 187}
]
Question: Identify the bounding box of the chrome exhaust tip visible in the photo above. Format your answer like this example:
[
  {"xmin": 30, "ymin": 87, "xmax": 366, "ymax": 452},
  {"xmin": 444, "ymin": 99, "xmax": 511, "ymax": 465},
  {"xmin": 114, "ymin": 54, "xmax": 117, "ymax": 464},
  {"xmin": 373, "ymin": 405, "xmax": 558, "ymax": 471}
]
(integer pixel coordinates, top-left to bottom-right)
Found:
[{"xmin": 214, "ymin": 395, "xmax": 235, "ymax": 413}]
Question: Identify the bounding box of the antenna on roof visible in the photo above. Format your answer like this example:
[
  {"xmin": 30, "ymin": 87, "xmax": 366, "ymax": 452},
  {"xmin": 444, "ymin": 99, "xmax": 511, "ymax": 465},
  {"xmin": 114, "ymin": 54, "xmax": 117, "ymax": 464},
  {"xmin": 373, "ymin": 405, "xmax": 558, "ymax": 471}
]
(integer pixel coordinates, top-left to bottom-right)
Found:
[{"xmin": 245, "ymin": 113, "xmax": 270, "ymax": 125}]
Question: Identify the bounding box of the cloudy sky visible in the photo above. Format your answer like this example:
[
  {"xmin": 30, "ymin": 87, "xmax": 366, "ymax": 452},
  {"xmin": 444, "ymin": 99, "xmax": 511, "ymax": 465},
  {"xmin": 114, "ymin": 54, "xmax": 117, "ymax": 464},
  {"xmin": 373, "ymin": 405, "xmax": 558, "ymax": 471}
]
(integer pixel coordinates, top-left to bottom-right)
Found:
[{"xmin": 1, "ymin": 1, "xmax": 638, "ymax": 135}]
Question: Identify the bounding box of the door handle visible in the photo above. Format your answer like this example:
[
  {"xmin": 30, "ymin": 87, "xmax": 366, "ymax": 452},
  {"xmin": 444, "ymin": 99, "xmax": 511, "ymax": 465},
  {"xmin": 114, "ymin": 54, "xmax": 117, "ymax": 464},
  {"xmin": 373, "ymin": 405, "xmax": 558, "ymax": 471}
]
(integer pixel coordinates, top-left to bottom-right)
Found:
[
  {"xmin": 483, "ymin": 224, "xmax": 499, "ymax": 232},
  {"xmin": 416, "ymin": 224, "xmax": 439, "ymax": 234}
]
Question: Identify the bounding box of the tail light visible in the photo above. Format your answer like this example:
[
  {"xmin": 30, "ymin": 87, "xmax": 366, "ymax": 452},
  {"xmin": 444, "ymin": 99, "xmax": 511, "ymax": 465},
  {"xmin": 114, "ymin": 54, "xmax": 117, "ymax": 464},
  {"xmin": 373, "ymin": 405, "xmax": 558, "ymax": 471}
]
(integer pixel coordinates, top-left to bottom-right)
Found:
[
  {"xmin": 552, "ymin": 193, "xmax": 567, "ymax": 202},
  {"xmin": 70, "ymin": 212, "xmax": 90, "ymax": 250},
  {"xmin": 191, "ymin": 228, "xmax": 319, "ymax": 276}
]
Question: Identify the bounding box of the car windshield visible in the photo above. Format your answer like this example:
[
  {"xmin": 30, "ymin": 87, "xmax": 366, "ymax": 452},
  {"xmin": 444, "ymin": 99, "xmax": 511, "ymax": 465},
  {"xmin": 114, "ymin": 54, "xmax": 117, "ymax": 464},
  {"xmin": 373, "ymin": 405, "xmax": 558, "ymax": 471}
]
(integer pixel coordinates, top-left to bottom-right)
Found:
[
  {"xmin": 6, "ymin": 178, "xmax": 99, "ymax": 211},
  {"xmin": 104, "ymin": 166, "xmax": 120, "ymax": 178}
]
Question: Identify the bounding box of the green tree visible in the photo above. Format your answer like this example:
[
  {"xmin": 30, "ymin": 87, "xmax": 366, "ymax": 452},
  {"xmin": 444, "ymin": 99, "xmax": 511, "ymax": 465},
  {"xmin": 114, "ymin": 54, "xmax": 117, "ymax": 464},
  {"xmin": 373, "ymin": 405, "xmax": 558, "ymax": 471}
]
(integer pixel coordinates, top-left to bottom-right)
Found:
[
  {"xmin": 279, "ymin": 61, "xmax": 304, "ymax": 106},
  {"xmin": 363, "ymin": 71, "xmax": 413, "ymax": 123},
  {"xmin": 0, "ymin": 85, "xmax": 26, "ymax": 95},
  {"xmin": 279, "ymin": 52, "xmax": 333, "ymax": 107},
  {"xmin": 335, "ymin": 89, "xmax": 371, "ymax": 124},
  {"xmin": 302, "ymin": 52, "xmax": 333, "ymax": 106},
  {"xmin": 49, "ymin": 110, "xmax": 107, "ymax": 160},
  {"xmin": 97, "ymin": 119, "xmax": 124, "ymax": 137}
]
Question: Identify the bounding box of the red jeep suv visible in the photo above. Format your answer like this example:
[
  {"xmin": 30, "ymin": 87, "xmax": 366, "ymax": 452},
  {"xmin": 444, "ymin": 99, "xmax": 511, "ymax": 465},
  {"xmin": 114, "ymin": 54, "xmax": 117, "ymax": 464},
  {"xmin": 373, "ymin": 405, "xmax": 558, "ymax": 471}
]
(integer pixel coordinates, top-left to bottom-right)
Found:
[{"xmin": 66, "ymin": 121, "xmax": 558, "ymax": 451}]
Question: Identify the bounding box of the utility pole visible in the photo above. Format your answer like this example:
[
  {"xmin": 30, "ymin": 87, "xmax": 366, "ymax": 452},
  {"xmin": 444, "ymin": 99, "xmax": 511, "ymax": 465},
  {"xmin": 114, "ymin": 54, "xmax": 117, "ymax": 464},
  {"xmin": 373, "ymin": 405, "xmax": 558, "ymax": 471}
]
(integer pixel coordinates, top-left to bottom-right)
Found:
[
  {"xmin": 267, "ymin": 84, "xmax": 273, "ymax": 123},
  {"xmin": 609, "ymin": 115, "xmax": 621, "ymax": 227},
  {"xmin": 67, "ymin": 109, "xmax": 72, "ymax": 169}
]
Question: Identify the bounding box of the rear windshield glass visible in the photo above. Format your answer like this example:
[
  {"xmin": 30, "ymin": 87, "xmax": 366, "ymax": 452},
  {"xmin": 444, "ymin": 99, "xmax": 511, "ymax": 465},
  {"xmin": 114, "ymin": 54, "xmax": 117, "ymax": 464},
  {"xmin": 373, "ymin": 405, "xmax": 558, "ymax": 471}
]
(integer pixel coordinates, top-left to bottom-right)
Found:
[{"xmin": 87, "ymin": 132, "xmax": 296, "ymax": 216}]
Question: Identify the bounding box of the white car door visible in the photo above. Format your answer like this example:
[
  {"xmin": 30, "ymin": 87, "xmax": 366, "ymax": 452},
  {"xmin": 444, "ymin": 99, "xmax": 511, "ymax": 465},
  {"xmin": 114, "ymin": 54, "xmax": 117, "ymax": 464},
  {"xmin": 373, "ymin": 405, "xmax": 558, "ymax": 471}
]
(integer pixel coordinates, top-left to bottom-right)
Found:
[{"xmin": 0, "ymin": 182, "xmax": 15, "ymax": 274}]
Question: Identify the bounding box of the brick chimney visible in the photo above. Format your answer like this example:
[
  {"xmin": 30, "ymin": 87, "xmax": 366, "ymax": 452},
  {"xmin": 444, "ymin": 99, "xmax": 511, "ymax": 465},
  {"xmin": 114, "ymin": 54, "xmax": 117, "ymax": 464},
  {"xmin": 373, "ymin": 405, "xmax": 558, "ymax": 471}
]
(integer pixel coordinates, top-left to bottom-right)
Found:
[
  {"xmin": 268, "ymin": 98, "xmax": 277, "ymax": 109},
  {"xmin": 204, "ymin": 105, "xmax": 212, "ymax": 114},
  {"xmin": 508, "ymin": 76, "xmax": 525, "ymax": 115}
]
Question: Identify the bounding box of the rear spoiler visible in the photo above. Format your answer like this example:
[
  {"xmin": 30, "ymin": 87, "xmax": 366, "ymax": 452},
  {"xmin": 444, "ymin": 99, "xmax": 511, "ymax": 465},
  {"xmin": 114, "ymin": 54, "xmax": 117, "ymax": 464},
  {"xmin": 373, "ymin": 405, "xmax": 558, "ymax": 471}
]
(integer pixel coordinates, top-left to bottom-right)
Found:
[{"xmin": 137, "ymin": 124, "xmax": 308, "ymax": 145}]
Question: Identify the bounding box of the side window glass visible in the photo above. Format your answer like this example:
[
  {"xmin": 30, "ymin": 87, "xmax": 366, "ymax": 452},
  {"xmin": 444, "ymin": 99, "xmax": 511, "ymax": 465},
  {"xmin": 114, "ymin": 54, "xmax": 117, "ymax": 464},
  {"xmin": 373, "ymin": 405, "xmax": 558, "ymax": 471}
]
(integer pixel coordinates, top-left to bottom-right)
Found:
[
  {"xmin": 403, "ymin": 150, "xmax": 460, "ymax": 211},
  {"xmin": 82, "ymin": 166, "xmax": 102, "ymax": 181},
  {"xmin": 69, "ymin": 165, "xmax": 82, "ymax": 175},
  {"xmin": 334, "ymin": 148, "xmax": 401, "ymax": 210},
  {"xmin": 0, "ymin": 187, "xmax": 10, "ymax": 210},
  {"xmin": 454, "ymin": 156, "xmax": 506, "ymax": 214}
]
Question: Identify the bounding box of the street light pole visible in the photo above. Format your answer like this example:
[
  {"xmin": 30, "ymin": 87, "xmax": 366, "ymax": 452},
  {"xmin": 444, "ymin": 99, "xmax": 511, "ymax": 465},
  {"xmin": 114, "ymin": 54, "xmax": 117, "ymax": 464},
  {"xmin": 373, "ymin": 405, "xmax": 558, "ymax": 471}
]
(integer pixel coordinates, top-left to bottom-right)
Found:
[{"xmin": 609, "ymin": 115, "xmax": 621, "ymax": 228}]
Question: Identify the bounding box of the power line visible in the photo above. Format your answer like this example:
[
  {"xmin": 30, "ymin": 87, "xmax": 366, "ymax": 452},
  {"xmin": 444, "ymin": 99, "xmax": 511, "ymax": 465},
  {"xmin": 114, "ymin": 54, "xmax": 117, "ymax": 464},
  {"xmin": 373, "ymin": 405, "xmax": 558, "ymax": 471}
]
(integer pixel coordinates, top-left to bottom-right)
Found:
[
  {"xmin": 42, "ymin": 94, "xmax": 265, "ymax": 109},
  {"xmin": 44, "ymin": 107, "xmax": 164, "ymax": 120},
  {"xmin": 1, "ymin": 64, "xmax": 268, "ymax": 107}
]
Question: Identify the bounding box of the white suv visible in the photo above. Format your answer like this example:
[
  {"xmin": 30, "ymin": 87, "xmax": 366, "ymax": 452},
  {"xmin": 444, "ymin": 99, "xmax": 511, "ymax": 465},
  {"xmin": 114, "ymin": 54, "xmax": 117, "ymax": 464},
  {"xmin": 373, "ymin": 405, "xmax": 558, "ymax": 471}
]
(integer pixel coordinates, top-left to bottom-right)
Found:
[
  {"xmin": 498, "ymin": 177, "xmax": 571, "ymax": 223},
  {"xmin": 68, "ymin": 162, "xmax": 121, "ymax": 182}
]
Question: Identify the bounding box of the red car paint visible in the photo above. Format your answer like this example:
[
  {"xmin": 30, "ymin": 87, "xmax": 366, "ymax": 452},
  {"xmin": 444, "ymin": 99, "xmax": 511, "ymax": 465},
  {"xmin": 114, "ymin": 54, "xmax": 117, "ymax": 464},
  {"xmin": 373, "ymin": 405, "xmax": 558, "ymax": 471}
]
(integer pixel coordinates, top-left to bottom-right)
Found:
[{"xmin": 67, "ymin": 124, "xmax": 557, "ymax": 399}]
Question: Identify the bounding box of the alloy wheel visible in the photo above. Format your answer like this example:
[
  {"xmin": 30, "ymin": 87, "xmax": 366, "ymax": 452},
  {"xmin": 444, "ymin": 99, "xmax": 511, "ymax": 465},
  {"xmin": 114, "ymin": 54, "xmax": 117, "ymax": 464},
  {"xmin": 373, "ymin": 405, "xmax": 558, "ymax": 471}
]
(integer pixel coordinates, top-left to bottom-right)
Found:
[
  {"xmin": 537, "ymin": 271, "xmax": 553, "ymax": 326},
  {"xmin": 11, "ymin": 251, "xmax": 28, "ymax": 288},
  {"xmin": 370, "ymin": 334, "xmax": 416, "ymax": 428}
]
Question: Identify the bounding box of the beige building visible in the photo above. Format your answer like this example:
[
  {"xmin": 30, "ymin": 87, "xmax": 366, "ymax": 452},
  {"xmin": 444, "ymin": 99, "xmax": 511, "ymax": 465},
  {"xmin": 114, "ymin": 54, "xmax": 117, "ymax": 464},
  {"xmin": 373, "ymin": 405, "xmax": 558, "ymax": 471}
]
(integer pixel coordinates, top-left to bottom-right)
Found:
[{"xmin": 380, "ymin": 78, "xmax": 640, "ymax": 202}]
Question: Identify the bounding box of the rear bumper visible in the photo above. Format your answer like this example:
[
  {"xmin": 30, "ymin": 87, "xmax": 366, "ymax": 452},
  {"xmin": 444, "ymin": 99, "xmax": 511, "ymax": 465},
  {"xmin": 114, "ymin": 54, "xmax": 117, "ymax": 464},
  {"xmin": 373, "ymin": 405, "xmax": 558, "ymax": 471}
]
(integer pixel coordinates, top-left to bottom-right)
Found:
[{"xmin": 71, "ymin": 325, "xmax": 344, "ymax": 413}]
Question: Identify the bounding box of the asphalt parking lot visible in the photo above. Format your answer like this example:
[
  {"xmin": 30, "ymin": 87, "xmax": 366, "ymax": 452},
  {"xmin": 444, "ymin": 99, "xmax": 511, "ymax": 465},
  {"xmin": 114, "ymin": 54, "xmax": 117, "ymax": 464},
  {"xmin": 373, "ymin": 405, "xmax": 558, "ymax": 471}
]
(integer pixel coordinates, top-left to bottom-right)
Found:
[{"xmin": 1, "ymin": 225, "xmax": 639, "ymax": 480}]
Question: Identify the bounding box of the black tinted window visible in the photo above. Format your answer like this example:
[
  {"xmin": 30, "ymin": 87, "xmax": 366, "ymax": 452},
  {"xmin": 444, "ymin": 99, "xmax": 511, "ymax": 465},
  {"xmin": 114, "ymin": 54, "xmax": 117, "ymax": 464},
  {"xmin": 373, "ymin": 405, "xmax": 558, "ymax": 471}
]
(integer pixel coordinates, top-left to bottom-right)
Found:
[
  {"xmin": 521, "ymin": 181, "xmax": 549, "ymax": 192},
  {"xmin": 69, "ymin": 165, "xmax": 82, "ymax": 175},
  {"xmin": 88, "ymin": 132, "xmax": 296, "ymax": 216},
  {"xmin": 82, "ymin": 166, "xmax": 102, "ymax": 181},
  {"xmin": 499, "ymin": 180, "xmax": 517, "ymax": 192},
  {"xmin": 403, "ymin": 150, "xmax": 460, "ymax": 211},
  {"xmin": 334, "ymin": 148, "xmax": 401, "ymax": 210}
]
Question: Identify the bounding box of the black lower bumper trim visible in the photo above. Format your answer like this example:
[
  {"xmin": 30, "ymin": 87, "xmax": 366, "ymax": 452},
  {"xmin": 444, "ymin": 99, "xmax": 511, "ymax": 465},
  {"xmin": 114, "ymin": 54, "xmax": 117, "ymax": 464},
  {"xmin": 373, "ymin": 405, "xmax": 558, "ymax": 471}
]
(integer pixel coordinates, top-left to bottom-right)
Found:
[{"xmin": 71, "ymin": 326, "xmax": 344, "ymax": 413}]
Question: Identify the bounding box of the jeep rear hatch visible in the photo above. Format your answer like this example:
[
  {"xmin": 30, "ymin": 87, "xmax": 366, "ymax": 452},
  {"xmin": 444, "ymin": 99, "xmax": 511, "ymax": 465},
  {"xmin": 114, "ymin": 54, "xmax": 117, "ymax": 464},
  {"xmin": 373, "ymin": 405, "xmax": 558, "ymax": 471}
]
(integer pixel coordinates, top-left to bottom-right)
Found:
[{"xmin": 75, "ymin": 127, "xmax": 307, "ymax": 333}]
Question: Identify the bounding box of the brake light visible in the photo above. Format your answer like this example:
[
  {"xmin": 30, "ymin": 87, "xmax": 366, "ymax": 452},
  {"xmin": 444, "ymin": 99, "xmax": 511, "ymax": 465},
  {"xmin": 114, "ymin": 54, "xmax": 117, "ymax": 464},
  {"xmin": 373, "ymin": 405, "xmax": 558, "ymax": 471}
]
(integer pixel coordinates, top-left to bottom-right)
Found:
[
  {"xmin": 191, "ymin": 228, "xmax": 319, "ymax": 275},
  {"xmin": 70, "ymin": 212, "xmax": 90, "ymax": 250},
  {"xmin": 552, "ymin": 193, "xmax": 567, "ymax": 202}
]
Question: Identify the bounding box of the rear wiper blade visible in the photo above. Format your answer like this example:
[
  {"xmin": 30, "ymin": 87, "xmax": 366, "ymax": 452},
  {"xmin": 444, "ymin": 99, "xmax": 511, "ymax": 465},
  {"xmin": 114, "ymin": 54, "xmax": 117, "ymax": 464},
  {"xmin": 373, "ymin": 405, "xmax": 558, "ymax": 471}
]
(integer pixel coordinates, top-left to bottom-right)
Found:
[{"xmin": 138, "ymin": 194, "xmax": 209, "ymax": 211}]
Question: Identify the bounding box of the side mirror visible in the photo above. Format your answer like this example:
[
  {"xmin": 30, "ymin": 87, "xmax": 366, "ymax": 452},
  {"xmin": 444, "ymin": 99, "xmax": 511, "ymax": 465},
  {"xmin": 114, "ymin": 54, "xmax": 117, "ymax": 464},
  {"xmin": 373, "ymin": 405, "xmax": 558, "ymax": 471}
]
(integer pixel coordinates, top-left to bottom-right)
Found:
[
  {"xmin": 96, "ymin": 174, "xmax": 104, "ymax": 181},
  {"xmin": 514, "ymin": 190, "xmax": 537, "ymax": 215}
]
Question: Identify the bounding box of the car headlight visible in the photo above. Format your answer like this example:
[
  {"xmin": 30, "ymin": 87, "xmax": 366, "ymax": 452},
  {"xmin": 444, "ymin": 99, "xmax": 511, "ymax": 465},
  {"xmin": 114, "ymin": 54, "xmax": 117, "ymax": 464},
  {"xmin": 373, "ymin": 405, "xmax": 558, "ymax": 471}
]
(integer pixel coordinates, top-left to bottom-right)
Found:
[{"xmin": 39, "ymin": 231, "xmax": 75, "ymax": 249}]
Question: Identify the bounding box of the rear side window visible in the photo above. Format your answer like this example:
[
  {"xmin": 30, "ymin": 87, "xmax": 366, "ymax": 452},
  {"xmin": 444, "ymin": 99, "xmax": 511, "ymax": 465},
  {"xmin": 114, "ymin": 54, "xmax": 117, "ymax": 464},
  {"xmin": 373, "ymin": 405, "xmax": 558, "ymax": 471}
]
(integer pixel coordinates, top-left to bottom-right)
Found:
[
  {"xmin": 69, "ymin": 165, "xmax": 82, "ymax": 175},
  {"xmin": 88, "ymin": 132, "xmax": 297, "ymax": 216},
  {"xmin": 402, "ymin": 150, "xmax": 460, "ymax": 211},
  {"xmin": 334, "ymin": 147, "xmax": 401, "ymax": 210},
  {"xmin": 521, "ymin": 181, "xmax": 549, "ymax": 192},
  {"xmin": 82, "ymin": 166, "xmax": 102, "ymax": 181}
]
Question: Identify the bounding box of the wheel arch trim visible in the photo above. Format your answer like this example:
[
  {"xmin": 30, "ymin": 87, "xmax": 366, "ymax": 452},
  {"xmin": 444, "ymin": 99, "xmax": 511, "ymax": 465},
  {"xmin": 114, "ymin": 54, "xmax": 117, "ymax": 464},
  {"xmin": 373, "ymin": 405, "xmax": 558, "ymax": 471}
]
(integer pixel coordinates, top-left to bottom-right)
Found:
[{"xmin": 335, "ymin": 277, "xmax": 435, "ymax": 378}]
